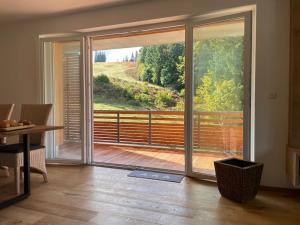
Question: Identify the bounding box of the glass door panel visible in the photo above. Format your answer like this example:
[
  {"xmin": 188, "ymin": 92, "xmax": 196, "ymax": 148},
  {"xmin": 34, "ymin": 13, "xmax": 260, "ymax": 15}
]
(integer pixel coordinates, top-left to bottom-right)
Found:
[
  {"xmin": 192, "ymin": 18, "xmax": 248, "ymax": 175},
  {"xmin": 43, "ymin": 40, "xmax": 84, "ymax": 162},
  {"xmin": 91, "ymin": 28, "xmax": 186, "ymax": 172}
]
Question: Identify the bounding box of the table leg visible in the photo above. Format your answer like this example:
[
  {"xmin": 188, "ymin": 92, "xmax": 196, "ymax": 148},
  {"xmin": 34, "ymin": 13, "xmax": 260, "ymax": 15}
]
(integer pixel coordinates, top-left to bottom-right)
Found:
[
  {"xmin": 0, "ymin": 134, "xmax": 31, "ymax": 209},
  {"xmin": 23, "ymin": 134, "xmax": 30, "ymax": 195}
]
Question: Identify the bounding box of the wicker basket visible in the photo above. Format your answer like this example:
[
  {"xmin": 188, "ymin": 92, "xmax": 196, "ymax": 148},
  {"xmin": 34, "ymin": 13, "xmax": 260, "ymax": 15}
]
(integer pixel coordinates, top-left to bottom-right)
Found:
[{"xmin": 214, "ymin": 158, "xmax": 263, "ymax": 203}]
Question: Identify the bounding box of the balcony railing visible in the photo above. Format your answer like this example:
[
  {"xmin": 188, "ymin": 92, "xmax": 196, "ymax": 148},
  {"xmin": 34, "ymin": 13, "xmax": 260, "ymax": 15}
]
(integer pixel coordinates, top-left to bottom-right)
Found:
[{"xmin": 93, "ymin": 110, "xmax": 243, "ymax": 153}]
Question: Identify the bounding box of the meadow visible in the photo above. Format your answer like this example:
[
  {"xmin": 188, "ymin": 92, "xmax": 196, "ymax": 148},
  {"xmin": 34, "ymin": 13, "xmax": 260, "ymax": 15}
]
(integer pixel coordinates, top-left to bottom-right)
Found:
[{"xmin": 93, "ymin": 62, "xmax": 183, "ymax": 111}]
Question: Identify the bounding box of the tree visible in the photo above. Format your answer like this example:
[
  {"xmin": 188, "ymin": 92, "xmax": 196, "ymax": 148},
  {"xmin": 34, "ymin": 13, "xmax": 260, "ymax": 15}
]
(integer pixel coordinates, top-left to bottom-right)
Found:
[
  {"xmin": 136, "ymin": 36, "xmax": 244, "ymax": 112},
  {"xmin": 130, "ymin": 52, "xmax": 135, "ymax": 62},
  {"xmin": 193, "ymin": 36, "xmax": 244, "ymax": 112},
  {"xmin": 176, "ymin": 56, "xmax": 185, "ymax": 90},
  {"xmin": 137, "ymin": 43, "xmax": 185, "ymax": 90},
  {"xmin": 193, "ymin": 37, "xmax": 244, "ymax": 86},
  {"xmin": 194, "ymin": 73, "xmax": 243, "ymax": 112},
  {"xmin": 95, "ymin": 51, "xmax": 106, "ymax": 62}
]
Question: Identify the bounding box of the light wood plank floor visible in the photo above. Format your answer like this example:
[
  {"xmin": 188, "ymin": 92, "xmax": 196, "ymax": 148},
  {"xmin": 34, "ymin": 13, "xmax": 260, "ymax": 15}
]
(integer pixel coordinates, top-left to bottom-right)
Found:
[{"xmin": 1, "ymin": 165, "xmax": 300, "ymax": 225}]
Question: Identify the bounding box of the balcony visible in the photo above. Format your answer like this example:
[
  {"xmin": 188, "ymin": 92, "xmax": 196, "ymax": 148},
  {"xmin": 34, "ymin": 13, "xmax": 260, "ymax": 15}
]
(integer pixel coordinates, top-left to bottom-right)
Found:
[
  {"xmin": 91, "ymin": 110, "xmax": 243, "ymax": 173},
  {"xmin": 56, "ymin": 110, "xmax": 242, "ymax": 174}
]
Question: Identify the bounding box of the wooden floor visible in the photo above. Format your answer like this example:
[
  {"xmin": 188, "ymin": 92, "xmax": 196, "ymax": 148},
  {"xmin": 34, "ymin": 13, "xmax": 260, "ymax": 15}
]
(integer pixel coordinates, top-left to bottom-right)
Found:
[
  {"xmin": 57, "ymin": 142, "xmax": 241, "ymax": 174},
  {"xmin": 1, "ymin": 165, "xmax": 300, "ymax": 225}
]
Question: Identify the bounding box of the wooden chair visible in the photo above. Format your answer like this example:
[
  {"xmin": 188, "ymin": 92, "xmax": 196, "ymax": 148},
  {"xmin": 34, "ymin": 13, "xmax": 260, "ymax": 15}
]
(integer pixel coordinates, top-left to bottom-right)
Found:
[
  {"xmin": 0, "ymin": 104, "xmax": 15, "ymax": 144},
  {"xmin": 0, "ymin": 104, "xmax": 52, "ymax": 194},
  {"xmin": 0, "ymin": 104, "xmax": 15, "ymax": 176}
]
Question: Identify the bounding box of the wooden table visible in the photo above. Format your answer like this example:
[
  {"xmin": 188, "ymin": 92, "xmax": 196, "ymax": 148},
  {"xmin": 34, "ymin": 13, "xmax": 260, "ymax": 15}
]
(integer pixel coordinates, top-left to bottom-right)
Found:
[{"xmin": 0, "ymin": 125, "xmax": 63, "ymax": 209}]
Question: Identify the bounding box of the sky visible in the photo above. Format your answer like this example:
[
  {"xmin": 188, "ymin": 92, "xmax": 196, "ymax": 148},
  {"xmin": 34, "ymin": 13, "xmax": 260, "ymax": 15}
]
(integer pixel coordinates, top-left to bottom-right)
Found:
[{"xmin": 93, "ymin": 47, "xmax": 141, "ymax": 63}]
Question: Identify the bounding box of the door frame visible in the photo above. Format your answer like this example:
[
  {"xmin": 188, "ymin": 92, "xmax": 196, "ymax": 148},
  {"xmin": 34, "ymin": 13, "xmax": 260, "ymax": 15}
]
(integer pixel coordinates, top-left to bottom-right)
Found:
[
  {"xmin": 185, "ymin": 11, "xmax": 253, "ymax": 179},
  {"xmin": 85, "ymin": 25, "xmax": 187, "ymax": 174},
  {"xmin": 39, "ymin": 9, "xmax": 254, "ymax": 178},
  {"xmin": 40, "ymin": 35, "xmax": 87, "ymax": 164}
]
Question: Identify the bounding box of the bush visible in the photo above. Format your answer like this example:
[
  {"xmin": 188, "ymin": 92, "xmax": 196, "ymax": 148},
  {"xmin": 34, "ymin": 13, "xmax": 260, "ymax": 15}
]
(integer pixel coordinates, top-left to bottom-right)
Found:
[
  {"xmin": 175, "ymin": 100, "xmax": 185, "ymax": 111},
  {"xmin": 140, "ymin": 82, "xmax": 149, "ymax": 94},
  {"xmin": 134, "ymin": 93, "xmax": 151, "ymax": 105},
  {"xmin": 194, "ymin": 73, "xmax": 243, "ymax": 111},
  {"xmin": 94, "ymin": 74, "xmax": 110, "ymax": 86},
  {"xmin": 93, "ymin": 75, "xmax": 183, "ymax": 111},
  {"xmin": 127, "ymin": 99, "xmax": 141, "ymax": 106},
  {"xmin": 121, "ymin": 83, "xmax": 134, "ymax": 100},
  {"xmin": 178, "ymin": 89, "xmax": 185, "ymax": 97},
  {"xmin": 155, "ymin": 90, "xmax": 176, "ymax": 109}
]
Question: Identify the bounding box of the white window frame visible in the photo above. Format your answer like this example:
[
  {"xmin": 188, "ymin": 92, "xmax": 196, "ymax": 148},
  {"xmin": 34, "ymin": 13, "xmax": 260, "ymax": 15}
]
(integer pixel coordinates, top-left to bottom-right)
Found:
[
  {"xmin": 185, "ymin": 11, "xmax": 253, "ymax": 180},
  {"xmin": 40, "ymin": 35, "xmax": 87, "ymax": 164}
]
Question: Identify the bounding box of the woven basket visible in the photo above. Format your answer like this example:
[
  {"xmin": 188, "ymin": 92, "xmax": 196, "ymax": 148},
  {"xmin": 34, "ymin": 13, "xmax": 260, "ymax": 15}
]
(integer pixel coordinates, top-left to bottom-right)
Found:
[{"xmin": 214, "ymin": 158, "xmax": 263, "ymax": 203}]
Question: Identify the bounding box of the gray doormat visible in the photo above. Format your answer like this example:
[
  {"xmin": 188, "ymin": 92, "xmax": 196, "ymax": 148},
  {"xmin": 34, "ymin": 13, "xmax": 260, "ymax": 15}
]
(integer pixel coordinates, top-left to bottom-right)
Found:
[{"xmin": 128, "ymin": 170, "xmax": 184, "ymax": 183}]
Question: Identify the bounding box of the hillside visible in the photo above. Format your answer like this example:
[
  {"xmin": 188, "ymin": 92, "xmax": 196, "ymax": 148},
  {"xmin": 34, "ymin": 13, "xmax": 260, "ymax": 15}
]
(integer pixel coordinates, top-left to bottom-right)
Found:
[
  {"xmin": 93, "ymin": 62, "xmax": 138, "ymax": 81},
  {"xmin": 93, "ymin": 62, "xmax": 183, "ymax": 111}
]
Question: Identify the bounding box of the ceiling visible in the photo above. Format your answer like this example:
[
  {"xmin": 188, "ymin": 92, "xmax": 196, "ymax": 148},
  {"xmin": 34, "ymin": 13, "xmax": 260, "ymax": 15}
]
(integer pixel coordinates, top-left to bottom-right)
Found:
[{"xmin": 0, "ymin": 0, "xmax": 142, "ymax": 24}]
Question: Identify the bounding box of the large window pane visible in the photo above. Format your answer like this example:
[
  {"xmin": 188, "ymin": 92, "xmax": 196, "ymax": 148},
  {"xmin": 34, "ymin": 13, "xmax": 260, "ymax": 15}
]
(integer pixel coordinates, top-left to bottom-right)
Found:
[
  {"xmin": 44, "ymin": 41, "xmax": 83, "ymax": 161},
  {"xmin": 92, "ymin": 28, "xmax": 186, "ymax": 171},
  {"xmin": 192, "ymin": 19, "xmax": 245, "ymax": 175}
]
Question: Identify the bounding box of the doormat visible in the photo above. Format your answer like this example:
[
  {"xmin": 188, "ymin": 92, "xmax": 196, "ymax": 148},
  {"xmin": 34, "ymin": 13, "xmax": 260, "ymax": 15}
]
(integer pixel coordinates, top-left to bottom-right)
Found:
[{"xmin": 128, "ymin": 170, "xmax": 184, "ymax": 183}]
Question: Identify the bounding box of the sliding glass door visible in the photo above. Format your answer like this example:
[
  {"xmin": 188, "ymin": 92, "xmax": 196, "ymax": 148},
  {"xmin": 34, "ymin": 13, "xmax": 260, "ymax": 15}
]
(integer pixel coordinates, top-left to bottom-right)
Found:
[
  {"xmin": 187, "ymin": 14, "xmax": 252, "ymax": 177},
  {"xmin": 42, "ymin": 38, "xmax": 85, "ymax": 163},
  {"xmin": 90, "ymin": 28, "xmax": 186, "ymax": 172},
  {"xmin": 40, "ymin": 11, "xmax": 252, "ymax": 176}
]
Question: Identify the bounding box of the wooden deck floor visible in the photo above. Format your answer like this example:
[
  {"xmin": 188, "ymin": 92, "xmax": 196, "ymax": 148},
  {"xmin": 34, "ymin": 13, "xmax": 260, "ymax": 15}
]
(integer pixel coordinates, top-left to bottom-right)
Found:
[
  {"xmin": 1, "ymin": 166, "xmax": 300, "ymax": 225},
  {"xmin": 57, "ymin": 142, "xmax": 241, "ymax": 174},
  {"xmin": 93, "ymin": 143, "xmax": 242, "ymax": 174},
  {"xmin": 93, "ymin": 143, "xmax": 241, "ymax": 174}
]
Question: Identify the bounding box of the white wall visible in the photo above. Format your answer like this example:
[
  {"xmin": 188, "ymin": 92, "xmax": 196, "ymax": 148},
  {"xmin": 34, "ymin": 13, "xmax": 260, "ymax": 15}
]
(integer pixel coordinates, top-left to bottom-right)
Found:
[{"xmin": 0, "ymin": 0, "xmax": 290, "ymax": 187}]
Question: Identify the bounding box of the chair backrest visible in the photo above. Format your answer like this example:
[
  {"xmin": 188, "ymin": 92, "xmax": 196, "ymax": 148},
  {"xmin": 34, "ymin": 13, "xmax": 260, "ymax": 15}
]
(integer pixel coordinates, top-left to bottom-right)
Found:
[
  {"xmin": 20, "ymin": 104, "xmax": 52, "ymax": 145},
  {"xmin": 0, "ymin": 104, "xmax": 14, "ymax": 121},
  {"xmin": 0, "ymin": 104, "xmax": 14, "ymax": 144}
]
